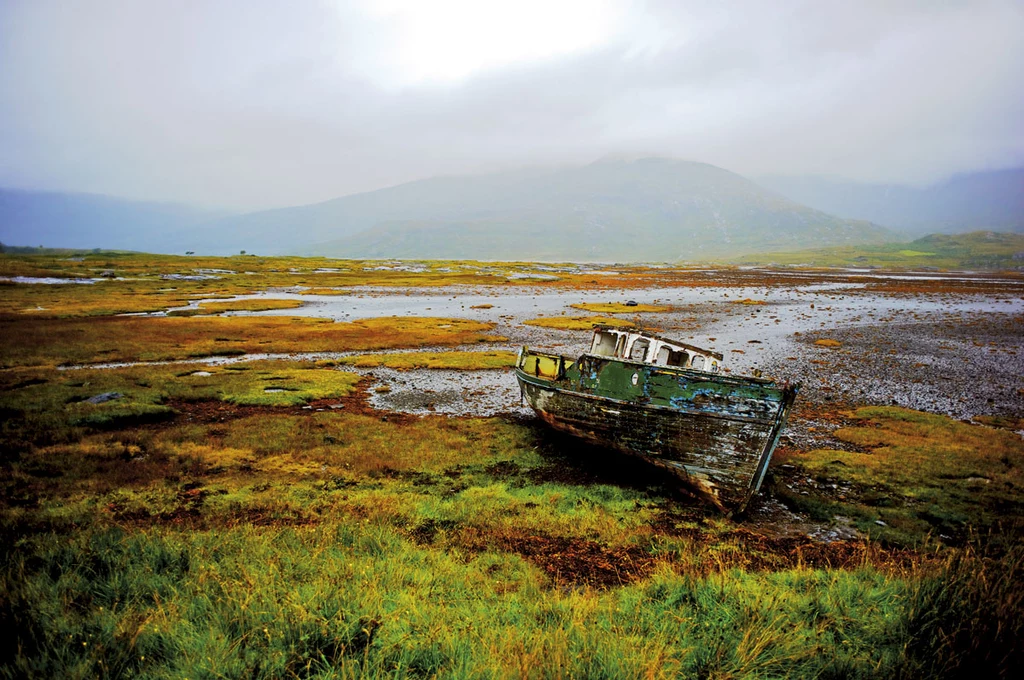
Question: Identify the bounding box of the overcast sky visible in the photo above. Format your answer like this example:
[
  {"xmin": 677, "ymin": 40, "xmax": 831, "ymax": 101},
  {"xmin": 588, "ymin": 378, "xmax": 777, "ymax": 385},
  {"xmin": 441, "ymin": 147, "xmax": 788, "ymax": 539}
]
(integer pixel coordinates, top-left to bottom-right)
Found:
[{"xmin": 1, "ymin": 0, "xmax": 1022, "ymax": 211}]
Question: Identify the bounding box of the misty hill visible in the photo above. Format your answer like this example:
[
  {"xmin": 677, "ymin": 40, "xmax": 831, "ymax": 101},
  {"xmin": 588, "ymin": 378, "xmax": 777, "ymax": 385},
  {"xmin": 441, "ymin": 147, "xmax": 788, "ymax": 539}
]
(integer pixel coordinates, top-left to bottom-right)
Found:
[
  {"xmin": 217, "ymin": 157, "xmax": 893, "ymax": 260},
  {"xmin": 0, "ymin": 189, "xmax": 229, "ymax": 252},
  {"xmin": 0, "ymin": 159, "xmax": 899, "ymax": 260},
  {"xmin": 758, "ymin": 169, "xmax": 1024, "ymax": 236}
]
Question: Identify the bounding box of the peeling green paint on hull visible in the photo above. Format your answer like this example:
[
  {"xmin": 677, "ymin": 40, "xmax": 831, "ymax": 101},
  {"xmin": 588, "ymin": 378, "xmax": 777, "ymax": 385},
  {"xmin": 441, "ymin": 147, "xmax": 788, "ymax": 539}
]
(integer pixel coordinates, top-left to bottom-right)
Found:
[{"xmin": 515, "ymin": 351, "xmax": 798, "ymax": 515}]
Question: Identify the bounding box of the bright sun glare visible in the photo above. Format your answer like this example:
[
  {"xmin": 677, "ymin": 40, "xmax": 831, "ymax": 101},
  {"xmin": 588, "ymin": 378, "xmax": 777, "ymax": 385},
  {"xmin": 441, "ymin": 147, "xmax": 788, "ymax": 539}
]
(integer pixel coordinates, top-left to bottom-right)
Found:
[{"xmin": 356, "ymin": 0, "xmax": 619, "ymax": 86}]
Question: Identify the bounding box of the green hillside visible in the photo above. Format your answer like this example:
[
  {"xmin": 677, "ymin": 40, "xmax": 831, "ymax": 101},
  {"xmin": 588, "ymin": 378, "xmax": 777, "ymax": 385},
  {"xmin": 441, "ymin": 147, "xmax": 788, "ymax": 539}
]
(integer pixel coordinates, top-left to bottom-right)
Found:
[{"xmin": 736, "ymin": 231, "xmax": 1024, "ymax": 269}]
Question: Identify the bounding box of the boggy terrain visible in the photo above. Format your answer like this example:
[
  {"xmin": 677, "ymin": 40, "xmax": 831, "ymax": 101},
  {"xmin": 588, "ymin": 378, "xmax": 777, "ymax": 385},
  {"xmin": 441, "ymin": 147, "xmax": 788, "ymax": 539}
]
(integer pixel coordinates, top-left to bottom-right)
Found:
[{"xmin": 1, "ymin": 251, "xmax": 1022, "ymax": 678}]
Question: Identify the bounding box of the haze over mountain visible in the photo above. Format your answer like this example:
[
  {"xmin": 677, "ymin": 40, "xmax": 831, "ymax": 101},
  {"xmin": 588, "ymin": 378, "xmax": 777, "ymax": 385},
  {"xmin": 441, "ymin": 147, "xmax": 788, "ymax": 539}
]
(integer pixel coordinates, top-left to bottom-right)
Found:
[
  {"xmin": 293, "ymin": 157, "xmax": 894, "ymax": 261},
  {"xmin": 759, "ymin": 169, "xmax": 1024, "ymax": 236},
  {"xmin": 2, "ymin": 157, "xmax": 898, "ymax": 260},
  {"xmin": 7, "ymin": 157, "xmax": 1023, "ymax": 262},
  {"xmin": 2, "ymin": 2, "xmax": 1022, "ymax": 211},
  {"xmin": 0, "ymin": 189, "xmax": 226, "ymax": 252}
]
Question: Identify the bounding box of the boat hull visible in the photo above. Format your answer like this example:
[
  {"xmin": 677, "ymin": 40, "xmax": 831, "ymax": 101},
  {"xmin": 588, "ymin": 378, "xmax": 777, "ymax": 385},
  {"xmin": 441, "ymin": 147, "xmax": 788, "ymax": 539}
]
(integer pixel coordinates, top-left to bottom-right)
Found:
[{"xmin": 515, "ymin": 358, "xmax": 796, "ymax": 514}]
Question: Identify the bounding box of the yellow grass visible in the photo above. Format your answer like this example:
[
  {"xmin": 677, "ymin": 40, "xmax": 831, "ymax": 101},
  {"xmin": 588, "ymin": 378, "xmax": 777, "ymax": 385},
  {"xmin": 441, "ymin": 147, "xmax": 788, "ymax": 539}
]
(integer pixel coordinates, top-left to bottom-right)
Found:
[
  {"xmin": 171, "ymin": 298, "xmax": 305, "ymax": 315},
  {"xmin": 298, "ymin": 287, "xmax": 351, "ymax": 295},
  {"xmin": 570, "ymin": 302, "xmax": 672, "ymax": 314},
  {"xmin": 0, "ymin": 316, "xmax": 502, "ymax": 368},
  {"xmin": 523, "ymin": 316, "xmax": 634, "ymax": 331},
  {"xmin": 332, "ymin": 350, "xmax": 517, "ymax": 370}
]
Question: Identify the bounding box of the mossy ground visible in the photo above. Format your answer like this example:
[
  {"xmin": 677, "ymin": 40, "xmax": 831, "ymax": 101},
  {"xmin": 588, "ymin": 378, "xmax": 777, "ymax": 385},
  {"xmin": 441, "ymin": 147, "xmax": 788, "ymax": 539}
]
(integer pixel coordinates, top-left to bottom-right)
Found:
[
  {"xmin": 772, "ymin": 406, "xmax": 1024, "ymax": 548},
  {"xmin": 1, "ymin": 252, "xmax": 1021, "ymax": 677}
]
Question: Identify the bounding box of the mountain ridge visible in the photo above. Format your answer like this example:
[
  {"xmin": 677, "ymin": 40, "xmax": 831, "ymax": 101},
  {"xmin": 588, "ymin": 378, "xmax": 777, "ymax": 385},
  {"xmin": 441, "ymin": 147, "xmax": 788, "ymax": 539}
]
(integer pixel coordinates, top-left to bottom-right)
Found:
[
  {"xmin": 757, "ymin": 168, "xmax": 1024, "ymax": 235},
  {"xmin": 294, "ymin": 157, "xmax": 896, "ymax": 260},
  {"xmin": 0, "ymin": 157, "xmax": 938, "ymax": 259},
  {"xmin": 0, "ymin": 188, "xmax": 230, "ymax": 252}
]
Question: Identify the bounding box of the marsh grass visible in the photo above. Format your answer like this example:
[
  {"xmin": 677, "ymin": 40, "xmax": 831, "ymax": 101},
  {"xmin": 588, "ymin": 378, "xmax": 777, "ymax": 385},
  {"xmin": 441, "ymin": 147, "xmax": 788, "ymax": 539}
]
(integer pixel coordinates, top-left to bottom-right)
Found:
[
  {"xmin": 2, "ymin": 386, "xmax": 1021, "ymax": 678},
  {"xmin": 523, "ymin": 315, "xmax": 634, "ymax": 331},
  {"xmin": 777, "ymin": 406, "xmax": 1024, "ymax": 547},
  {"xmin": 0, "ymin": 362, "xmax": 362, "ymax": 458},
  {"xmin": 3, "ymin": 413, "xmax": 1018, "ymax": 678},
  {"xmin": 570, "ymin": 302, "xmax": 672, "ymax": 314},
  {"xmin": 299, "ymin": 287, "xmax": 351, "ymax": 295},
  {"xmin": 0, "ymin": 315, "xmax": 500, "ymax": 368},
  {"xmin": 168, "ymin": 298, "xmax": 306, "ymax": 316},
  {"xmin": 734, "ymin": 231, "xmax": 1024, "ymax": 270},
  {"xmin": 2, "ymin": 252, "xmax": 1023, "ymax": 677}
]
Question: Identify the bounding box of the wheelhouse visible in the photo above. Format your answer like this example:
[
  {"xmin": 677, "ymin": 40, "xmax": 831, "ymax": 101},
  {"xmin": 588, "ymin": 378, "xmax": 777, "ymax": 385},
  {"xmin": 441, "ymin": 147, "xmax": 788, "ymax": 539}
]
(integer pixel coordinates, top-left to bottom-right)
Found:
[{"xmin": 588, "ymin": 325, "xmax": 723, "ymax": 373}]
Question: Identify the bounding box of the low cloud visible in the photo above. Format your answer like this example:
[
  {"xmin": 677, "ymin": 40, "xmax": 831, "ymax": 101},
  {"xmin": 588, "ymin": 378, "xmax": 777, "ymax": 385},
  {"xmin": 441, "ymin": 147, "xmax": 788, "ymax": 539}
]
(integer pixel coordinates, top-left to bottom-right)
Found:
[{"xmin": 1, "ymin": 0, "xmax": 1021, "ymax": 209}]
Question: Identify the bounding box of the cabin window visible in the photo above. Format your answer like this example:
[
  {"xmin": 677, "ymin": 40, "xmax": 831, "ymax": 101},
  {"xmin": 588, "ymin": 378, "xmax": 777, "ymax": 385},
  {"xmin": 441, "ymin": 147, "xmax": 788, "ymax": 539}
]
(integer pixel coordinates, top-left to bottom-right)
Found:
[
  {"xmin": 629, "ymin": 339, "xmax": 650, "ymax": 362},
  {"xmin": 591, "ymin": 332, "xmax": 618, "ymax": 356},
  {"xmin": 690, "ymin": 355, "xmax": 705, "ymax": 370},
  {"xmin": 667, "ymin": 350, "xmax": 688, "ymax": 367},
  {"xmin": 657, "ymin": 347, "xmax": 689, "ymax": 367}
]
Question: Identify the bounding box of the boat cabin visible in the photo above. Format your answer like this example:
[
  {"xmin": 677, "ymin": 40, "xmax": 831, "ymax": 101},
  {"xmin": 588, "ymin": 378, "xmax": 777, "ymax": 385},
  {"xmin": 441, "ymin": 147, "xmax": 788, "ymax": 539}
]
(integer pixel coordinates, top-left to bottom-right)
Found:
[{"xmin": 588, "ymin": 325, "xmax": 722, "ymax": 373}]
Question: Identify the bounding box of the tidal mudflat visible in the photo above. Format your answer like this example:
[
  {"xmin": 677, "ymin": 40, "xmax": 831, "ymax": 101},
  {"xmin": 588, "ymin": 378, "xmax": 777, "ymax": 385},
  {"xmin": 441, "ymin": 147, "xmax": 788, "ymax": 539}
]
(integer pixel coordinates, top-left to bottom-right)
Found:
[{"xmin": 1, "ymin": 253, "xmax": 1022, "ymax": 677}]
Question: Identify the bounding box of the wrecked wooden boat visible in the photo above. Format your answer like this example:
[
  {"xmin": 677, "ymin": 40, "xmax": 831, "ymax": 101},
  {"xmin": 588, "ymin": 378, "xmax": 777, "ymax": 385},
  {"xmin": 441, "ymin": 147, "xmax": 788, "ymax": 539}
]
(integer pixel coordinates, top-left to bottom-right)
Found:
[{"xmin": 515, "ymin": 325, "xmax": 797, "ymax": 515}]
